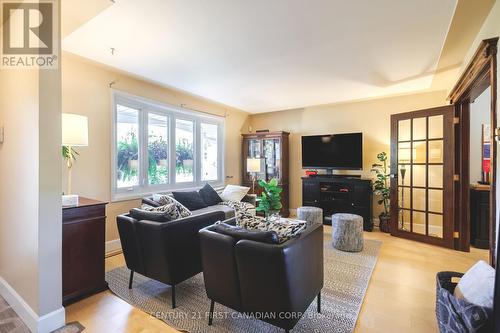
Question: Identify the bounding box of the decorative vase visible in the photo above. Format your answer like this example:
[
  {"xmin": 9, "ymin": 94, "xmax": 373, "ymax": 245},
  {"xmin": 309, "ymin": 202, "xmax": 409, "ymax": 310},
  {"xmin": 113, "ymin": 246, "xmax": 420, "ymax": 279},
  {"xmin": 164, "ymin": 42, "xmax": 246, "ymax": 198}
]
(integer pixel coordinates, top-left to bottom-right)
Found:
[{"xmin": 379, "ymin": 214, "xmax": 391, "ymax": 233}]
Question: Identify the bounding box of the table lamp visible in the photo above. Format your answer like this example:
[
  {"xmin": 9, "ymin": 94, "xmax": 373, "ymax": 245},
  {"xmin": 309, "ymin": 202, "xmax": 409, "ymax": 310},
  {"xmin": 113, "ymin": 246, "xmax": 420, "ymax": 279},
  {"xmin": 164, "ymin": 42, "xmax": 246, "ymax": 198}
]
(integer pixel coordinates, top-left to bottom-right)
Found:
[
  {"xmin": 62, "ymin": 113, "xmax": 88, "ymax": 205},
  {"xmin": 247, "ymin": 158, "xmax": 261, "ymax": 194}
]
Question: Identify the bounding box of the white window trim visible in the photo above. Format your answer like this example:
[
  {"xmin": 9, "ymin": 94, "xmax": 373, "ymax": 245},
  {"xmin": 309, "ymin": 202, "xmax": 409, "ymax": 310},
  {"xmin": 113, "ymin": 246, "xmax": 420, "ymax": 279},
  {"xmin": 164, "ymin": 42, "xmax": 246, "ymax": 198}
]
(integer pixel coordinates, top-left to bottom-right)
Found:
[{"xmin": 111, "ymin": 90, "xmax": 225, "ymax": 202}]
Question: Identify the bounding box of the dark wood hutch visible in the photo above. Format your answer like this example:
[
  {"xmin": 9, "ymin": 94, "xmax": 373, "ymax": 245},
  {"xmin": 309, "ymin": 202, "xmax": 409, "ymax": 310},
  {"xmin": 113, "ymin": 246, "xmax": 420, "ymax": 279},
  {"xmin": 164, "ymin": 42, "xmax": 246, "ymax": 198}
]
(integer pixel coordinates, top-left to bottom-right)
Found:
[{"xmin": 242, "ymin": 131, "xmax": 290, "ymax": 217}]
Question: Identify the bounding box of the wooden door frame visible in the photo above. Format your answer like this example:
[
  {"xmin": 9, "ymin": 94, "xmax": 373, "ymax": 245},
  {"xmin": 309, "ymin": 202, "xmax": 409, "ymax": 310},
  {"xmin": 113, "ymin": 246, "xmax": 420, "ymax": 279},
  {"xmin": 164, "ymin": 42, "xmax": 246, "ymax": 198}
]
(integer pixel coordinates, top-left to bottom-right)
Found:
[
  {"xmin": 389, "ymin": 105, "xmax": 455, "ymax": 248},
  {"xmin": 448, "ymin": 38, "xmax": 498, "ymax": 266}
]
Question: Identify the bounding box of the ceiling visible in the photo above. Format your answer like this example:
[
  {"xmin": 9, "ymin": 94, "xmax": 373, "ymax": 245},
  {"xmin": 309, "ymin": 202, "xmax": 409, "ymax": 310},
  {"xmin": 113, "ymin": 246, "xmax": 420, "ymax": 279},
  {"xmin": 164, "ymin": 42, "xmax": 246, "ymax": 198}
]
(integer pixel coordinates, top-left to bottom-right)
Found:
[{"xmin": 63, "ymin": 0, "xmax": 463, "ymax": 113}]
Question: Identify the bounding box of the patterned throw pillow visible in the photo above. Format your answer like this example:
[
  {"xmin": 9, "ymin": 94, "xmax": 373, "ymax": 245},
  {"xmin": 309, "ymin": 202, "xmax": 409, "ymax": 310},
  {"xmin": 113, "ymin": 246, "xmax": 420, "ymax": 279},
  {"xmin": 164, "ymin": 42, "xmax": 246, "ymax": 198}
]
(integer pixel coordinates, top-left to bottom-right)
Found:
[
  {"xmin": 219, "ymin": 201, "xmax": 255, "ymax": 221},
  {"xmin": 151, "ymin": 194, "xmax": 192, "ymax": 218},
  {"xmin": 238, "ymin": 216, "xmax": 307, "ymax": 243},
  {"xmin": 141, "ymin": 202, "xmax": 189, "ymax": 221}
]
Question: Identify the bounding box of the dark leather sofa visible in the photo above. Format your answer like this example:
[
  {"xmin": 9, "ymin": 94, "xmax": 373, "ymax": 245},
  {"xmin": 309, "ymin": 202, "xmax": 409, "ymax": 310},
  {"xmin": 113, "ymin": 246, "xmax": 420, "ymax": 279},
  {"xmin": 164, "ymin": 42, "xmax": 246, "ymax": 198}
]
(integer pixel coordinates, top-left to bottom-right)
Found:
[
  {"xmin": 199, "ymin": 219, "xmax": 324, "ymax": 332},
  {"xmin": 116, "ymin": 210, "xmax": 226, "ymax": 308},
  {"xmin": 142, "ymin": 193, "xmax": 257, "ymax": 220}
]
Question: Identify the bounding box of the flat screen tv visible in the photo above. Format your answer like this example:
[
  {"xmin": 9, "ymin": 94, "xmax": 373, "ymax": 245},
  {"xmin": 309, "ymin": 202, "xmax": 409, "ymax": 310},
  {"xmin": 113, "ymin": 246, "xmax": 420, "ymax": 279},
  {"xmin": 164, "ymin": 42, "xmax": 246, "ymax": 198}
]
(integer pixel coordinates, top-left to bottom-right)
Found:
[{"xmin": 301, "ymin": 133, "xmax": 363, "ymax": 170}]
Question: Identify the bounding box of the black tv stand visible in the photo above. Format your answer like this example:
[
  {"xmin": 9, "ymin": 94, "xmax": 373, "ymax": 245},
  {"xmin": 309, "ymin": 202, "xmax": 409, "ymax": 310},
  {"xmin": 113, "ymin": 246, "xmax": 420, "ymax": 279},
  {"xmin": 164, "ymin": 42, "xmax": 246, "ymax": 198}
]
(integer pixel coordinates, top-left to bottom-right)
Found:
[
  {"xmin": 312, "ymin": 174, "xmax": 362, "ymax": 179},
  {"xmin": 302, "ymin": 176, "xmax": 373, "ymax": 231}
]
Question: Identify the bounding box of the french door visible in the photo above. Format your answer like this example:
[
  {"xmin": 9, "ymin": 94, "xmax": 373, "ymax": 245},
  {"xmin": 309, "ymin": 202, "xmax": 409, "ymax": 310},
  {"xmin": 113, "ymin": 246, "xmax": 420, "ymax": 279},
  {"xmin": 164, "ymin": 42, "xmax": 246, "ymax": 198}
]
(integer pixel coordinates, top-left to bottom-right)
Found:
[{"xmin": 390, "ymin": 106, "xmax": 455, "ymax": 248}]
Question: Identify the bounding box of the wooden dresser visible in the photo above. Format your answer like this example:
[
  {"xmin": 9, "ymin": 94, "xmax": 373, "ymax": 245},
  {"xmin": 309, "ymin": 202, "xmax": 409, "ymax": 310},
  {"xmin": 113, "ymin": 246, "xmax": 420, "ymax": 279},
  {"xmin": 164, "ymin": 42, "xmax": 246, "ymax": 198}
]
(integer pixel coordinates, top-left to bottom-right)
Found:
[{"xmin": 62, "ymin": 197, "xmax": 108, "ymax": 305}]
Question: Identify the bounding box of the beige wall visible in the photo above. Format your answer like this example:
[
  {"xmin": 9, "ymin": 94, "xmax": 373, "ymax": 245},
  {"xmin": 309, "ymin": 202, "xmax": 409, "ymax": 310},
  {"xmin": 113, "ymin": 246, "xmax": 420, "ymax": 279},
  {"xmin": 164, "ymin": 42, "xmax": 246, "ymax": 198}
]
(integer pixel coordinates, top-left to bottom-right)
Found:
[
  {"xmin": 459, "ymin": 0, "xmax": 500, "ymax": 252},
  {"xmin": 248, "ymin": 90, "xmax": 448, "ymax": 217},
  {"xmin": 0, "ymin": 69, "xmax": 40, "ymax": 314},
  {"xmin": 61, "ymin": 53, "xmax": 249, "ymax": 243},
  {"xmin": 0, "ymin": 64, "xmax": 63, "ymax": 327}
]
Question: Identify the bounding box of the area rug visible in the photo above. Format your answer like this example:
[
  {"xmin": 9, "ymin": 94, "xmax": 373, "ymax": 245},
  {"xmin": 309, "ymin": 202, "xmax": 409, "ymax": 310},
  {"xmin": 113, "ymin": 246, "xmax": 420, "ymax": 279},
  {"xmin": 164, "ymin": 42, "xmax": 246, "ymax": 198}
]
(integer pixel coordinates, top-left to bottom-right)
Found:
[
  {"xmin": 106, "ymin": 236, "xmax": 381, "ymax": 333},
  {"xmin": 51, "ymin": 322, "xmax": 85, "ymax": 333},
  {"xmin": 0, "ymin": 295, "xmax": 85, "ymax": 333}
]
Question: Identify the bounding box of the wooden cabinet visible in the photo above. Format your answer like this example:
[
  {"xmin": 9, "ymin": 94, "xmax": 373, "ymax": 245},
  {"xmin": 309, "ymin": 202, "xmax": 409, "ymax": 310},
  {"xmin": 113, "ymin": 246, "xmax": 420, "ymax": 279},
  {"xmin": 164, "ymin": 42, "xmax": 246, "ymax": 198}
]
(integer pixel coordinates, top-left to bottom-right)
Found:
[
  {"xmin": 242, "ymin": 131, "xmax": 289, "ymax": 217},
  {"xmin": 470, "ymin": 185, "xmax": 490, "ymax": 249},
  {"xmin": 302, "ymin": 176, "xmax": 373, "ymax": 231},
  {"xmin": 62, "ymin": 197, "xmax": 108, "ymax": 305}
]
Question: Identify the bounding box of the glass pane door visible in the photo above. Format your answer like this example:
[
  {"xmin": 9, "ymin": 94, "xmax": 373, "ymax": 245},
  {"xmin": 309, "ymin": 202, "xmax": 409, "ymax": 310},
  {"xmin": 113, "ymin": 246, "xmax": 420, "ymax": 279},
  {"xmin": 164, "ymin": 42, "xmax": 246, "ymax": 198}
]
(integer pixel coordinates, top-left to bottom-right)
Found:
[
  {"xmin": 391, "ymin": 106, "xmax": 454, "ymax": 248},
  {"xmin": 245, "ymin": 139, "xmax": 265, "ymax": 182},
  {"xmin": 248, "ymin": 139, "xmax": 261, "ymax": 159},
  {"xmin": 263, "ymin": 138, "xmax": 281, "ymax": 181}
]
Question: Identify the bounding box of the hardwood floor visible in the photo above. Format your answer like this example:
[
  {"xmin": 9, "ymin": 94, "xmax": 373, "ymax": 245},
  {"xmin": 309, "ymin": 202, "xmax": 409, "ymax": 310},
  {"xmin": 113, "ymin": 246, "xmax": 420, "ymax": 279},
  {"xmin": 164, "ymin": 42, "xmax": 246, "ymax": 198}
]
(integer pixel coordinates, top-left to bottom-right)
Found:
[{"xmin": 65, "ymin": 228, "xmax": 488, "ymax": 333}]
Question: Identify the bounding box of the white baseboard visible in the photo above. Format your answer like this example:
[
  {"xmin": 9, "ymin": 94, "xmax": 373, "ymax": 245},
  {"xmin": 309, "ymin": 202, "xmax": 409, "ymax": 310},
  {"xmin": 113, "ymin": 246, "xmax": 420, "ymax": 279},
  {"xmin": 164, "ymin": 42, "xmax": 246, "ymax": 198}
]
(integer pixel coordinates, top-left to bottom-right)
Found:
[
  {"xmin": 106, "ymin": 239, "xmax": 122, "ymax": 254},
  {"xmin": 0, "ymin": 276, "xmax": 65, "ymax": 333}
]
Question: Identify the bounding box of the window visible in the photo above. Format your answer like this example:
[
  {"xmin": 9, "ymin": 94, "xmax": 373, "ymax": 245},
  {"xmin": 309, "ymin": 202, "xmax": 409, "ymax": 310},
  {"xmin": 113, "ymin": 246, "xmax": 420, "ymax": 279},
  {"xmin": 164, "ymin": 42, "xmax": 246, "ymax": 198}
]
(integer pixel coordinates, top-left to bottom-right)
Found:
[
  {"xmin": 148, "ymin": 113, "xmax": 169, "ymax": 185},
  {"xmin": 201, "ymin": 123, "xmax": 218, "ymax": 181},
  {"xmin": 112, "ymin": 92, "xmax": 224, "ymax": 200},
  {"xmin": 175, "ymin": 119, "xmax": 194, "ymax": 183},
  {"xmin": 116, "ymin": 105, "xmax": 140, "ymax": 188}
]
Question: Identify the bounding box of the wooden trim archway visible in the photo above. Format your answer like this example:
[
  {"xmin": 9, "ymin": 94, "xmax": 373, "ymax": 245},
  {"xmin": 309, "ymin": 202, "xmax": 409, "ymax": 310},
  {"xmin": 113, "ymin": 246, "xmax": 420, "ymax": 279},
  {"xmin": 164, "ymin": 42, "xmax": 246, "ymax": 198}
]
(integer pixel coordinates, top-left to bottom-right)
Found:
[{"xmin": 448, "ymin": 37, "xmax": 498, "ymax": 265}]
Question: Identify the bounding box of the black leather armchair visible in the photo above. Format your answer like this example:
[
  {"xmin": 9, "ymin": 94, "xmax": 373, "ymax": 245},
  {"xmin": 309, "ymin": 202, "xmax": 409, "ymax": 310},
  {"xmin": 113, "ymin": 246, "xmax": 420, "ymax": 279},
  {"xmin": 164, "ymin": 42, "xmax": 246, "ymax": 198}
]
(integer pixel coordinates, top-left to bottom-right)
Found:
[
  {"xmin": 199, "ymin": 221, "xmax": 324, "ymax": 332},
  {"xmin": 116, "ymin": 210, "xmax": 226, "ymax": 308}
]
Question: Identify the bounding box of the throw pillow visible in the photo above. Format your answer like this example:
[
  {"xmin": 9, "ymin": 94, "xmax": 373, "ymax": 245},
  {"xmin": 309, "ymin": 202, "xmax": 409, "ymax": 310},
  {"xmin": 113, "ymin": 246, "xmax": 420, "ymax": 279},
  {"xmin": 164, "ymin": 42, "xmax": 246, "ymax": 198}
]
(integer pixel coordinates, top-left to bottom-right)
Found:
[
  {"xmin": 220, "ymin": 185, "xmax": 250, "ymax": 202},
  {"xmin": 129, "ymin": 207, "xmax": 172, "ymax": 222},
  {"xmin": 141, "ymin": 203, "xmax": 185, "ymax": 221},
  {"xmin": 199, "ymin": 183, "xmax": 223, "ymax": 206},
  {"xmin": 240, "ymin": 216, "xmax": 307, "ymax": 243},
  {"xmin": 219, "ymin": 201, "xmax": 255, "ymax": 221},
  {"xmin": 454, "ymin": 260, "xmax": 495, "ymax": 309},
  {"xmin": 172, "ymin": 191, "xmax": 208, "ymax": 211},
  {"xmin": 213, "ymin": 222, "xmax": 279, "ymax": 244},
  {"xmin": 151, "ymin": 194, "xmax": 192, "ymax": 218}
]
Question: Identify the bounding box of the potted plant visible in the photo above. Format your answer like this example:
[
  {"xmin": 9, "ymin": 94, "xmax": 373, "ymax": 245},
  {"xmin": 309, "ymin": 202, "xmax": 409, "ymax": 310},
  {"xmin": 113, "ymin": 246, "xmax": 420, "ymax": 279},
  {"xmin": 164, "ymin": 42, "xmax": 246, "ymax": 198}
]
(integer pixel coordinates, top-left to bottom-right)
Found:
[
  {"xmin": 148, "ymin": 138, "xmax": 168, "ymax": 166},
  {"xmin": 371, "ymin": 152, "xmax": 391, "ymax": 233},
  {"xmin": 117, "ymin": 132, "xmax": 139, "ymax": 181},
  {"xmin": 176, "ymin": 141, "xmax": 194, "ymax": 173},
  {"xmin": 256, "ymin": 178, "xmax": 283, "ymax": 221}
]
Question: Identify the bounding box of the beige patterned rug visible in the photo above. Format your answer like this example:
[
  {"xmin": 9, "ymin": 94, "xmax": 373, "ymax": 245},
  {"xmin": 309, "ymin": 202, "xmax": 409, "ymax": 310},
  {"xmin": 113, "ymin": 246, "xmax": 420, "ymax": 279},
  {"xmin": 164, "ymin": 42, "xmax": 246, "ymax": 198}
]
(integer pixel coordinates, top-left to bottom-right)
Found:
[{"xmin": 106, "ymin": 236, "xmax": 381, "ymax": 333}]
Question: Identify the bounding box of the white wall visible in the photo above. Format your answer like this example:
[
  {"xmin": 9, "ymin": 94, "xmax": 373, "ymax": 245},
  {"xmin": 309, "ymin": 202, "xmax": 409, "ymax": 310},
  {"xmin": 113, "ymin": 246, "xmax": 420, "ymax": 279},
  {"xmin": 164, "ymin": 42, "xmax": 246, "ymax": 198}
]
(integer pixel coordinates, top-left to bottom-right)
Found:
[{"xmin": 470, "ymin": 88, "xmax": 491, "ymax": 183}]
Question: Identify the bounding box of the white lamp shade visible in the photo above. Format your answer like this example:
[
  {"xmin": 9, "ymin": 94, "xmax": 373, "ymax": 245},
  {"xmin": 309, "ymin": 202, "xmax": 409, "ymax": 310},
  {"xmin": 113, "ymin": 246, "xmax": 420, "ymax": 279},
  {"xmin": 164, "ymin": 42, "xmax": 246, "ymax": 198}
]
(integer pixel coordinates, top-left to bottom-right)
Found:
[
  {"xmin": 247, "ymin": 158, "xmax": 261, "ymax": 173},
  {"xmin": 62, "ymin": 113, "xmax": 88, "ymax": 146}
]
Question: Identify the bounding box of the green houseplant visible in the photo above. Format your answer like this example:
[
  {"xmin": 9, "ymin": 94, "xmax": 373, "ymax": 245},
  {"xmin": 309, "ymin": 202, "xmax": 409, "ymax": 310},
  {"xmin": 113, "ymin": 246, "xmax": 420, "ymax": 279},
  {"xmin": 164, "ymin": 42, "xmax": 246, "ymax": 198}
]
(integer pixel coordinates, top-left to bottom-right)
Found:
[
  {"xmin": 256, "ymin": 178, "xmax": 283, "ymax": 219},
  {"xmin": 62, "ymin": 146, "xmax": 79, "ymax": 165},
  {"xmin": 176, "ymin": 141, "xmax": 194, "ymax": 174},
  {"xmin": 371, "ymin": 152, "xmax": 391, "ymax": 233},
  {"xmin": 117, "ymin": 132, "xmax": 139, "ymax": 182}
]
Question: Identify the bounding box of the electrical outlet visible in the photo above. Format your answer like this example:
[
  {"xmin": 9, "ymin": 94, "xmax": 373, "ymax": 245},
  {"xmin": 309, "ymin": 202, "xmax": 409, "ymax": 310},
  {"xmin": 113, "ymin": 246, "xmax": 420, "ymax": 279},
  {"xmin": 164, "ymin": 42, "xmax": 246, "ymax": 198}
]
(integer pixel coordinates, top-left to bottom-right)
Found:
[{"xmin": 0, "ymin": 126, "xmax": 4, "ymax": 143}]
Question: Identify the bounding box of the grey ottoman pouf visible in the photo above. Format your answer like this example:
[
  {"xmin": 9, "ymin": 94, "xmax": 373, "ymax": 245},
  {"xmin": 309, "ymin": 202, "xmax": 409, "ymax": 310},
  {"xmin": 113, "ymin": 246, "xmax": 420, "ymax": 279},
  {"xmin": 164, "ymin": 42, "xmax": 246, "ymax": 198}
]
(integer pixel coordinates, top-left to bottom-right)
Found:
[
  {"xmin": 297, "ymin": 206, "xmax": 323, "ymax": 227},
  {"xmin": 331, "ymin": 213, "xmax": 364, "ymax": 252}
]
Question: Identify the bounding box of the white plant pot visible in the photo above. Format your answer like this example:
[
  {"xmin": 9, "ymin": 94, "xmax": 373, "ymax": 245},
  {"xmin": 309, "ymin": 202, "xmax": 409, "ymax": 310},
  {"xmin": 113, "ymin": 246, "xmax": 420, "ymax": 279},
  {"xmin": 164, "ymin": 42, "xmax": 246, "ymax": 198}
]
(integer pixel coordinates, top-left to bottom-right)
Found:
[
  {"xmin": 129, "ymin": 159, "xmax": 138, "ymax": 170},
  {"xmin": 183, "ymin": 159, "xmax": 193, "ymax": 169}
]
